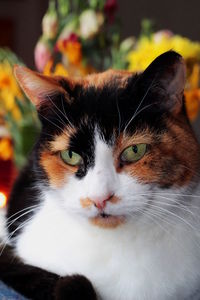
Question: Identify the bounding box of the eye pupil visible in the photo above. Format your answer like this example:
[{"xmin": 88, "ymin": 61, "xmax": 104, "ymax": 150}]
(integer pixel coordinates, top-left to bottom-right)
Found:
[
  {"xmin": 69, "ymin": 150, "xmax": 72, "ymax": 158},
  {"xmin": 132, "ymin": 145, "xmax": 138, "ymax": 153}
]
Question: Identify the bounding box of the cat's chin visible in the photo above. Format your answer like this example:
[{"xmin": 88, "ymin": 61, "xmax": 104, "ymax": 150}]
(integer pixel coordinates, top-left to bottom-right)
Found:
[{"xmin": 89, "ymin": 213, "xmax": 125, "ymax": 229}]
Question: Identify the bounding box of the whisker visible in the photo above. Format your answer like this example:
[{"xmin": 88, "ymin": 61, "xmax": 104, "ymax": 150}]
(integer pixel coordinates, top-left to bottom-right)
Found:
[
  {"xmin": 146, "ymin": 202, "xmax": 200, "ymax": 233},
  {"xmin": 6, "ymin": 207, "xmax": 40, "ymax": 229},
  {"xmin": 61, "ymin": 95, "xmax": 74, "ymax": 128},
  {"xmin": 6, "ymin": 205, "xmax": 39, "ymax": 222},
  {"xmin": 124, "ymin": 76, "xmax": 156, "ymax": 133},
  {"xmin": 116, "ymin": 98, "xmax": 122, "ymax": 136},
  {"xmin": 0, "ymin": 218, "xmax": 34, "ymax": 257},
  {"xmin": 38, "ymin": 112, "xmax": 71, "ymax": 139},
  {"xmin": 46, "ymin": 95, "xmax": 69, "ymax": 128}
]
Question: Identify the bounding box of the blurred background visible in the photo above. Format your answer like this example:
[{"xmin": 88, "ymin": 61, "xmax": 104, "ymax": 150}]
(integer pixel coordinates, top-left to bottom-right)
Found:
[
  {"xmin": 0, "ymin": 0, "xmax": 200, "ymax": 208},
  {"xmin": 1, "ymin": 0, "xmax": 200, "ymax": 67}
]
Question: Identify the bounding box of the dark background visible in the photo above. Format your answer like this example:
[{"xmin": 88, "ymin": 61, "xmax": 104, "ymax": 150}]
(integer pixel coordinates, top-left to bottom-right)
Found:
[{"xmin": 0, "ymin": 0, "xmax": 200, "ymax": 68}]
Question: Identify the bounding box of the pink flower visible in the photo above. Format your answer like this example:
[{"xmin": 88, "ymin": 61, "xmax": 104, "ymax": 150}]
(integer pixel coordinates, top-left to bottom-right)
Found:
[
  {"xmin": 34, "ymin": 39, "xmax": 52, "ymax": 72},
  {"xmin": 104, "ymin": 0, "xmax": 118, "ymax": 23},
  {"xmin": 153, "ymin": 30, "xmax": 174, "ymax": 43}
]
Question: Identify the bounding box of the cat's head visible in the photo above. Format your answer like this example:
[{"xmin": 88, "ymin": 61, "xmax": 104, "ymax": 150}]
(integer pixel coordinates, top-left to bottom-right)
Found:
[{"xmin": 15, "ymin": 51, "xmax": 200, "ymax": 229}]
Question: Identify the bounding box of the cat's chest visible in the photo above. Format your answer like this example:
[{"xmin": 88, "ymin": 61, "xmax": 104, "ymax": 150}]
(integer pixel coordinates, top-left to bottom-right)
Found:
[{"xmin": 15, "ymin": 201, "xmax": 200, "ymax": 300}]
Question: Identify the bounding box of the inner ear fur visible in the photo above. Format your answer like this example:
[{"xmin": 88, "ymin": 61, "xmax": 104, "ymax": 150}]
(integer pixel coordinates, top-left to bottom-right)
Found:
[{"xmin": 14, "ymin": 65, "xmax": 69, "ymax": 109}]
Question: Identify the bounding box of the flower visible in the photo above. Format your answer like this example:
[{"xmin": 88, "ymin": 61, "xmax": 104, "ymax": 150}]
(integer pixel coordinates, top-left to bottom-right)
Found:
[
  {"xmin": 44, "ymin": 59, "xmax": 68, "ymax": 77},
  {"xmin": 0, "ymin": 137, "xmax": 13, "ymax": 160},
  {"xmin": 56, "ymin": 33, "xmax": 82, "ymax": 65},
  {"xmin": 120, "ymin": 37, "xmax": 135, "ymax": 53},
  {"xmin": 0, "ymin": 61, "xmax": 21, "ymax": 98},
  {"xmin": 42, "ymin": 11, "xmax": 58, "ymax": 40},
  {"xmin": 104, "ymin": 0, "xmax": 118, "ymax": 23},
  {"xmin": 53, "ymin": 63, "xmax": 69, "ymax": 76},
  {"xmin": 184, "ymin": 63, "xmax": 200, "ymax": 120},
  {"xmin": 34, "ymin": 38, "xmax": 52, "ymax": 72},
  {"xmin": 42, "ymin": 0, "xmax": 58, "ymax": 39},
  {"xmin": 79, "ymin": 9, "xmax": 104, "ymax": 39},
  {"xmin": 128, "ymin": 35, "xmax": 200, "ymax": 72},
  {"xmin": 58, "ymin": 19, "xmax": 78, "ymax": 42},
  {"xmin": 0, "ymin": 61, "xmax": 22, "ymax": 120},
  {"xmin": 185, "ymin": 89, "xmax": 200, "ymax": 121},
  {"xmin": 153, "ymin": 30, "xmax": 174, "ymax": 43}
]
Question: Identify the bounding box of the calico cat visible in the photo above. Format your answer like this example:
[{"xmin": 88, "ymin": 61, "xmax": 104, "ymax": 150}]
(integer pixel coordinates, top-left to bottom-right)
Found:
[{"xmin": 1, "ymin": 51, "xmax": 200, "ymax": 300}]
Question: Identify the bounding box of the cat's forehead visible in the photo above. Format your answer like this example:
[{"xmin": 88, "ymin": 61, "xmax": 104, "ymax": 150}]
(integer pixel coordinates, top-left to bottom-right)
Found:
[{"xmin": 83, "ymin": 69, "xmax": 132, "ymax": 89}]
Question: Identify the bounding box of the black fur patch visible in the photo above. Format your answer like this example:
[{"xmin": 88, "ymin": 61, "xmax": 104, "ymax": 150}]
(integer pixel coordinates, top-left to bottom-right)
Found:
[{"xmin": 0, "ymin": 245, "xmax": 96, "ymax": 300}]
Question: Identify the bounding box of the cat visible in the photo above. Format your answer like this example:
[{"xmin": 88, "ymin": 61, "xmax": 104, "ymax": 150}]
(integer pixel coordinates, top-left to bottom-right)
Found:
[{"xmin": 1, "ymin": 50, "xmax": 200, "ymax": 300}]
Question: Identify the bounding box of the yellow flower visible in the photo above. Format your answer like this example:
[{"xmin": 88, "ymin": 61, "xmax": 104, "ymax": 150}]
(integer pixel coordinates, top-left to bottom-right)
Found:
[
  {"xmin": 127, "ymin": 34, "xmax": 200, "ymax": 121},
  {"xmin": 43, "ymin": 59, "xmax": 53, "ymax": 76},
  {"xmin": 43, "ymin": 60, "xmax": 69, "ymax": 77},
  {"xmin": 53, "ymin": 63, "xmax": 69, "ymax": 76},
  {"xmin": 0, "ymin": 60, "xmax": 23, "ymax": 120},
  {"xmin": 128, "ymin": 35, "xmax": 200, "ymax": 72},
  {"xmin": 0, "ymin": 137, "xmax": 13, "ymax": 160},
  {"xmin": 0, "ymin": 61, "xmax": 22, "ymax": 99}
]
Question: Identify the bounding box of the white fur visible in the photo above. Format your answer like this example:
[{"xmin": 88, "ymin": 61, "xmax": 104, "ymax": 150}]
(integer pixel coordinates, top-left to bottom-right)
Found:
[{"xmin": 14, "ymin": 133, "xmax": 200, "ymax": 300}]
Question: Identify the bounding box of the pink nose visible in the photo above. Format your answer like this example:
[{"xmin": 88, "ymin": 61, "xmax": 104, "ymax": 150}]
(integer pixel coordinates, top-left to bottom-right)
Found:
[{"xmin": 93, "ymin": 194, "xmax": 114, "ymax": 210}]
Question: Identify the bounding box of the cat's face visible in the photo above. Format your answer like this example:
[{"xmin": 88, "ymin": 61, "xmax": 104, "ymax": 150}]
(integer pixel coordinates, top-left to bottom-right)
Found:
[{"xmin": 15, "ymin": 51, "xmax": 200, "ymax": 229}]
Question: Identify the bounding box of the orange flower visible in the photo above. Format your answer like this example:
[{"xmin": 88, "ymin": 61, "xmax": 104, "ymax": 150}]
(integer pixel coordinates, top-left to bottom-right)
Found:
[
  {"xmin": 185, "ymin": 89, "xmax": 200, "ymax": 121},
  {"xmin": 57, "ymin": 37, "xmax": 82, "ymax": 65},
  {"xmin": 0, "ymin": 137, "xmax": 13, "ymax": 160},
  {"xmin": 0, "ymin": 75, "xmax": 12, "ymax": 89},
  {"xmin": 65, "ymin": 41, "xmax": 82, "ymax": 64}
]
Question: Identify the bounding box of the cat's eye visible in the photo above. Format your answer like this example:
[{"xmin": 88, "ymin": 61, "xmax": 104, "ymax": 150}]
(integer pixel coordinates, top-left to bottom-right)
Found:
[
  {"xmin": 60, "ymin": 150, "xmax": 83, "ymax": 166},
  {"xmin": 120, "ymin": 144, "xmax": 147, "ymax": 163}
]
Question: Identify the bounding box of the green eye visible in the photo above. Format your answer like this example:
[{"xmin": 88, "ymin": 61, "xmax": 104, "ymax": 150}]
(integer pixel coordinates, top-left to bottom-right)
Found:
[
  {"xmin": 60, "ymin": 150, "xmax": 83, "ymax": 166},
  {"xmin": 121, "ymin": 144, "xmax": 147, "ymax": 163}
]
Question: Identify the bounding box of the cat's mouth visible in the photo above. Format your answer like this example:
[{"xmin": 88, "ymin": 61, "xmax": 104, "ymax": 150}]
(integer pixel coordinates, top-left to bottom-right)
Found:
[{"xmin": 90, "ymin": 212, "xmax": 125, "ymax": 229}]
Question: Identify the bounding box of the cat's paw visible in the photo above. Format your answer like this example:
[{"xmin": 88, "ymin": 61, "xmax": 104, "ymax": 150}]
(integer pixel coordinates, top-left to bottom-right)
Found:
[{"xmin": 55, "ymin": 274, "xmax": 97, "ymax": 300}]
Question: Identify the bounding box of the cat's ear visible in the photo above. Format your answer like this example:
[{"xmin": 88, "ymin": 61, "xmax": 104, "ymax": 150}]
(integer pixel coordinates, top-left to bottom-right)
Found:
[
  {"xmin": 14, "ymin": 65, "xmax": 69, "ymax": 108},
  {"xmin": 140, "ymin": 51, "xmax": 186, "ymax": 114}
]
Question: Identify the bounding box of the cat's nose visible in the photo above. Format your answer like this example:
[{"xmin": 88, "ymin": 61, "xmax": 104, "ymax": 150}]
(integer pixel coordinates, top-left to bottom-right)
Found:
[{"xmin": 93, "ymin": 194, "xmax": 114, "ymax": 210}]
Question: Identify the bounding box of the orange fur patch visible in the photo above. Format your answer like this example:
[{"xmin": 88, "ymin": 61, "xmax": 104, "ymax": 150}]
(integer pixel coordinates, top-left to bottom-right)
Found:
[
  {"xmin": 90, "ymin": 215, "xmax": 125, "ymax": 229},
  {"xmin": 65, "ymin": 69, "xmax": 132, "ymax": 91},
  {"xmin": 49, "ymin": 127, "xmax": 76, "ymax": 152},
  {"xmin": 80, "ymin": 198, "xmax": 93, "ymax": 209},
  {"xmin": 40, "ymin": 152, "xmax": 69, "ymax": 187},
  {"xmin": 40, "ymin": 127, "xmax": 77, "ymax": 188},
  {"xmin": 109, "ymin": 195, "xmax": 120, "ymax": 204},
  {"xmin": 115, "ymin": 118, "xmax": 200, "ymax": 187},
  {"xmin": 84, "ymin": 69, "xmax": 131, "ymax": 89}
]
